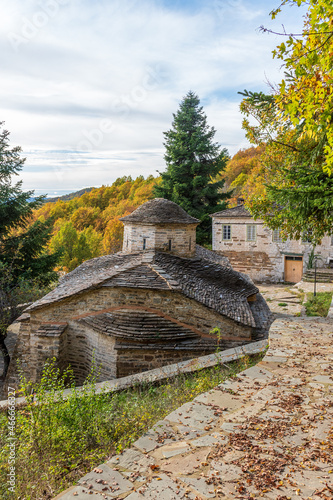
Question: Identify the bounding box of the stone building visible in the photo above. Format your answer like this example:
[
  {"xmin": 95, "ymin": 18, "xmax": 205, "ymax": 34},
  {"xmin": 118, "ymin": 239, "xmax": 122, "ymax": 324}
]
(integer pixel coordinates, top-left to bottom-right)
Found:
[
  {"xmin": 211, "ymin": 200, "xmax": 333, "ymax": 283},
  {"xmin": 5, "ymin": 198, "xmax": 272, "ymax": 389}
]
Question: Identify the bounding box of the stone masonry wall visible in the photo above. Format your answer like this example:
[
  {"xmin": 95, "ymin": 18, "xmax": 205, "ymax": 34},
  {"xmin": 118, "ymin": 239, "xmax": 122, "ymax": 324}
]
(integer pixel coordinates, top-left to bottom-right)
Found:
[
  {"xmin": 32, "ymin": 287, "xmax": 252, "ymax": 339},
  {"xmin": 29, "ymin": 323, "xmax": 67, "ymax": 383},
  {"xmin": 115, "ymin": 335, "xmax": 256, "ymax": 379},
  {"xmin": 116, "ymin": 349, "xmax": 206, "ymax": 378},
  {"xmin": 63, "ymin": 323, "xmax": 117, "ymax": 385},
  {"xmin": 123, "ymin": 223, "xmax": 197, "ymax": 258},
  {"xmin": 4, "ymin": 318, "xmax": 68, "ymax": 391},
  {"xmin": 212, "ymin": 216, "xmax": 333, "ymax": 282},
  {"xmin": 8, "ymin": 287, "xmax": 253, "ymax": 388},
  {"xmin": 4, "ymin": 318, "xmax": 31, "ymax": 391}
]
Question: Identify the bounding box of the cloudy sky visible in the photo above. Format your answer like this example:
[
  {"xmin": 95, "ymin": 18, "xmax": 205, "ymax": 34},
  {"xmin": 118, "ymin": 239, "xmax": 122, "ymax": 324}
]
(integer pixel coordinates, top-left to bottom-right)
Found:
[{"xmin": 1, "ymin": 0, "xmax": 305, "ymax": 197}]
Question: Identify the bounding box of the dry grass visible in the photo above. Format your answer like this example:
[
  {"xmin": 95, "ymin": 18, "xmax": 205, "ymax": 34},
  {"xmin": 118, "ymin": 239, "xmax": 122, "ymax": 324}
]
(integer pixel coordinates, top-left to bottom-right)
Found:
[{"xmin": 0, "ymin": 352, "xmax": 265, "ymax": 499}]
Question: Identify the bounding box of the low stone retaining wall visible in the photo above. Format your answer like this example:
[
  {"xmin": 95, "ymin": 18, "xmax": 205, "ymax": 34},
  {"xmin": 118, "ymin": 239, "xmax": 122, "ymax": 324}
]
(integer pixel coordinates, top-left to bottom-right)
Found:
[{"xmin": 0, "ymin": 339, "xmax": 267, "ymax": 408}]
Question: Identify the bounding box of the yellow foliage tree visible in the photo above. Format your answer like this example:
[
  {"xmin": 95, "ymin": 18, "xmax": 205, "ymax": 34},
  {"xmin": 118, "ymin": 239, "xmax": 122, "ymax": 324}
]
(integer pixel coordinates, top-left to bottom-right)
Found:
[{"xmin": 32, "ymin": 175, "xmax": 158, "ymax": 271}]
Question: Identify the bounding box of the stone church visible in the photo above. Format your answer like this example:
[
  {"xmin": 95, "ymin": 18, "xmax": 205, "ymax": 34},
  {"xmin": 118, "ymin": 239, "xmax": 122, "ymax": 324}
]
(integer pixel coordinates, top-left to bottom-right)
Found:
[{"xmin": 6, "ymin": 198, "xmax": 272, "ymax": 388}]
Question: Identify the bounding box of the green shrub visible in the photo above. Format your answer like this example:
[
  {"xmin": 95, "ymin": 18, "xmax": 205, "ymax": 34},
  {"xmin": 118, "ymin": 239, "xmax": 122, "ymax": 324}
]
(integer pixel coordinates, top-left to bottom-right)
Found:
[
  {"xmin": 0, "ymin": 352, "xmax": 264, "ymax": 499},
  {"xmin": 304, "ymin": 292, "xmax": 333, "ymax": 317}
]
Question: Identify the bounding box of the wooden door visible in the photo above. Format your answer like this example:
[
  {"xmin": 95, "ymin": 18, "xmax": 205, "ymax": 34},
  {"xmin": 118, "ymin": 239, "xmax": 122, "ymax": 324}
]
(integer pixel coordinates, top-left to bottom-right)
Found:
[{"xmin": 284, "ymin": 256, "xmax": 303, "ymax": 283}]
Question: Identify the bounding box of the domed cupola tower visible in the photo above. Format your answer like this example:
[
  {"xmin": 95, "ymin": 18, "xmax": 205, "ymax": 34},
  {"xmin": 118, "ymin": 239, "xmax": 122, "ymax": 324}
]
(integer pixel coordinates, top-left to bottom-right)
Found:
[{"xmin": 119, "ymin": 198, "xmax": 200, "ymax": 257}]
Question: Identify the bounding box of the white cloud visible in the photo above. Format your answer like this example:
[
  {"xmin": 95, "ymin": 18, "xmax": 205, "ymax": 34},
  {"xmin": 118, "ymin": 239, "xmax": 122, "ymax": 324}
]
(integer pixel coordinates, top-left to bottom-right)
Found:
[{"xmin": 0, "ymin": 0, "xmax": 307, "ymax": 195}]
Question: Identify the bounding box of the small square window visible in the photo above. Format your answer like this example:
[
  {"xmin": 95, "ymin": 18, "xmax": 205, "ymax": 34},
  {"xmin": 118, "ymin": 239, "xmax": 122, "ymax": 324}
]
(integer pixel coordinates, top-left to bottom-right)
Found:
[
  {"xmin": 222, "ymin": 225, "xmax": 231, "ymax": 241},
  {"xmin": 272, "ymin": 229, "xmax": 283, "ymax": 243},
  {"xmin": 246, "ymin": 225, "xmax": 256, "ymax": 242}
]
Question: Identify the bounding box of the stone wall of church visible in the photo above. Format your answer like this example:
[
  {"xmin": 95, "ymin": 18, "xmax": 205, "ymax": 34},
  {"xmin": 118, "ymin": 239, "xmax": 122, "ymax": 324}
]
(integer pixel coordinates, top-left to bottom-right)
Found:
[
  {"xmin": 4, "ymin": 318, "xmax": 68, "ymax": 392},
  {"xmin": 122, "ymin": 223, "xmax": 197, "ymax": 257},
  {"xmin": 116, "ymin": 348, "xmax": 207, "ymax": 378},
  {"xmin": 31, "ymin": 287, "xmax": 252, "ymax": 339},
  {"xmin": 6, "ymin": 286, "xmax": 253, "ymax": 388},
  {"xmin": 62, "ymin": 322, "xmax": 117, "ymax": 385}
]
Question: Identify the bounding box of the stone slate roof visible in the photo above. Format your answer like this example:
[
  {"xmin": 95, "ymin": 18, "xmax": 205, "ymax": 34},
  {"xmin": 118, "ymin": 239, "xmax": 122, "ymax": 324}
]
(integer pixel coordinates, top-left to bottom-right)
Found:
[
  {"xmin": 152, "ymin": 253, "xmax": 258, "ymax": 327},
  {"xmin": 36, "ymin": 323, "xmax": 68, "ymax": 337},
  {"xmin": 211, "ymin": 204, "xmax": 251, "ymax": 218},
  {"xmin": 102, "ymin": 264, "xmax": 174, "ymax": 290},
  {"xmin": 79, "ymin": 310, "xmax": 200, "ymax": 342},
  {"xmin": 119, "ymin": 198, "xmax": 200, "ymax": 224},
  {"xmin": 79, "ymin": 310, "xmax": 218, "ymax": 351},
  {"xmin": 195, "ymin": 245, "xmax": 231, "ymax": 268},
  {"xmin": 27, "ymin": 248, "xmax": 260, "ymax": 328}
]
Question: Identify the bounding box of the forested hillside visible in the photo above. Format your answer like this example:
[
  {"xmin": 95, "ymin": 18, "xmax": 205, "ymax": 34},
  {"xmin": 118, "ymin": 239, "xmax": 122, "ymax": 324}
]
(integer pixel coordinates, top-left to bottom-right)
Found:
[
  {"xmin": 31, "ymin": 175, "xmax": 158, "ymax": 271},
  {"xmin": 28, "ymin": 146, "xmax": 271, "ymax": 274},
  {"xmin": 30, "ymin": 148, "xmax": 270, "ymax": 274},
  {"xmin": 220, "ymin": 145, "xmax": 265, "ymax": 206}
]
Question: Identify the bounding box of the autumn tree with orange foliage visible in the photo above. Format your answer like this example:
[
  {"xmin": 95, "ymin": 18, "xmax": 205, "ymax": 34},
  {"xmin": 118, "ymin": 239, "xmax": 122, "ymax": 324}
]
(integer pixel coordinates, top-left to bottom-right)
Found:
[
  {"xmin": 221, "ymin": 146, "xmax": 265, "ymax": 205},
  {"xmin": 31, "ymin": 175, "xmax": 158, "ymax": 271}
]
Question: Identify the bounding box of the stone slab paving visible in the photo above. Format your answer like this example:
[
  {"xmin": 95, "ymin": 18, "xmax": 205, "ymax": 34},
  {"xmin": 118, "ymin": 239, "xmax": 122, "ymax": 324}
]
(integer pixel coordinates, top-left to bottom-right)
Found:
[
  {"xmin": 258, "ymin": 284, "xmax": 305, "ymax": 316},
  {"xmin": 259, "ymin": 281, "xmax": 333, "ymax": 318},
  {"xmin": 54, "ymin": 306, "xmax": 333, "ymax": 500}
]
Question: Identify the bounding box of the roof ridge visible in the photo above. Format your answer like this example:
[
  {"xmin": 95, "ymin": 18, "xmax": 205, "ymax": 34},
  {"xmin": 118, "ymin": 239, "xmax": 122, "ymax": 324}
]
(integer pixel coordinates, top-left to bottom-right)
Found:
[
  {"xmin": 211, "ymin": 204, "xmax": 251, "ymax": 218},
  {"xmin": 27, "ymin": 253, "xmax": 146, "ymax": 311},
  {"xmin": 147, "ymin": 263, "xmax": 180, "ymax": 290}
]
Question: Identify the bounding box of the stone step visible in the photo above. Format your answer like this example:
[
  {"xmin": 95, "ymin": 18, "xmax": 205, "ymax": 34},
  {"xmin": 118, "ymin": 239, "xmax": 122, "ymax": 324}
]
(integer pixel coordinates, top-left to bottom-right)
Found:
[
  {"xmin": 303, "ymin": 278, "xmax": 333, "ymax": 282},
  {"xmin": 303, "ymin": 268, "xmax": 333, "ymax": 283},
  {"xmin": 303, "ymin": 270, "xmax": 333, "ymax": 274}
]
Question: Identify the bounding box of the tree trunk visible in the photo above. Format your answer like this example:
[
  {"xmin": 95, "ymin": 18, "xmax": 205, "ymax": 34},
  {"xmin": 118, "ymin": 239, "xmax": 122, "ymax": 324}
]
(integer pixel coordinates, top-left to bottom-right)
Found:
[{"xmin": 0, "ymin": 334, "xmax": 10, "ymax": 380}]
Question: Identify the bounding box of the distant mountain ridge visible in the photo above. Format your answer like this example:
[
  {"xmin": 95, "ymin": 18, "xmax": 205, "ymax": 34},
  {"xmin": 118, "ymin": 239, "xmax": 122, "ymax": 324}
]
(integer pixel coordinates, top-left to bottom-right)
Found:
[{"xmin": 45, "ymin": 187, "xmax": 95, "ymax": 203}]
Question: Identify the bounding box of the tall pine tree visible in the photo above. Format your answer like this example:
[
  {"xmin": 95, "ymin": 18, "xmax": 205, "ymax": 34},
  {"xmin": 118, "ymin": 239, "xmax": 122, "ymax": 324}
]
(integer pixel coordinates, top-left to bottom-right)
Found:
[
  {"xmin": 154, "ymin": 91, "xmax": 230, "ymax": 244},
  {"xmin": 0, "ymin": 122, "xmax": 59, "ymax": 283},
  {"xmin": 0, "ymin": 122, "xmax": 59, "ymax": 378}
]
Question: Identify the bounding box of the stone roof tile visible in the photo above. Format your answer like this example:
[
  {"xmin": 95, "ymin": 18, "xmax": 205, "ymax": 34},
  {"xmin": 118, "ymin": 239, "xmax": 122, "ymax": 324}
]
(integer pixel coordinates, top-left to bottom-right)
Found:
[
  {"xmin": 35, "ymin": 323, "xmax": 68, "ymax": 337},
  {"xmin": 119, "ymin": 198, "xmax": 200, "ymax": 224},
  {"xmin": 79, "ymin": 310, "xmax": 200, "ymax": 343},
  {"xmin": 27, "ymin": 252, "xmax": 142, "ymax": 311},
  {"xmin": 195, "ymin": 244, "xmax": 231, "ymax": 267},
  {"xmin": 26, "ymin": 247, "xmax": 261, "ymax": 328},
  {"xmin": 102, "ymin": 264, "xmax": 173, "ymax": 290},
  {"xmin": 152, "ymin": 253, "xmax": 258, "ymax": 327},
  {"xmin": 211, "ymin": 204, "xmax": 251, "ymax": 218}
]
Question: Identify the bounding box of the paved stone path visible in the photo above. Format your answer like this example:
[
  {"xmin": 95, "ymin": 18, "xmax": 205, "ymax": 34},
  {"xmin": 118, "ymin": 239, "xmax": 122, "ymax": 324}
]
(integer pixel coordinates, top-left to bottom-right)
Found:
[
  {"xmin": 259, "ymin": 280, "xmax": 333, "ymax": 318},
  {"xmin": 55, "ymin": 287, "xmax": 333, "ymax": 500}
]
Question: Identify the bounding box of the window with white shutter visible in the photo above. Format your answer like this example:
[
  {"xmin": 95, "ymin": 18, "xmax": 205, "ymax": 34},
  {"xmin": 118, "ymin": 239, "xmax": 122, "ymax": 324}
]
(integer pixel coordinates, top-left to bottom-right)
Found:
[
  {"xmin": 222, "ymin": 225, "xmax": 231, "ymax": 241},
  {"xmin": 272, "ymin": 229, "xmax": 283, "ymax": 243},
  {"xmin": 246, "ymin": 225, "xmax": 256, "ymax": 242}
]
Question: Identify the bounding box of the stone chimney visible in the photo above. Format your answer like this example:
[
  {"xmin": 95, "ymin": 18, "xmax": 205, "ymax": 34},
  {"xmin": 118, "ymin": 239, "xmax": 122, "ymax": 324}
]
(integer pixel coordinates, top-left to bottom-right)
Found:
[{"xmin": 237, "ymin": 197, "xmax": 245, "ymax": 206}]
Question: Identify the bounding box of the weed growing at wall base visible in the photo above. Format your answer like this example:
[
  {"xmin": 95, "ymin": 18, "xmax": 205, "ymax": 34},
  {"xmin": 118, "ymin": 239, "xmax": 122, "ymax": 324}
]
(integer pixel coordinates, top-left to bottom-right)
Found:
[
  {"xmin": 304, "ymin": 292, "xmax": 333, "ymax": 317},
  {"xmin": 0, "ymin": 353, "xmax": 264, "ymax": 499}
]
